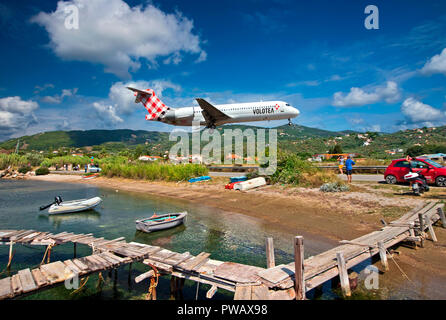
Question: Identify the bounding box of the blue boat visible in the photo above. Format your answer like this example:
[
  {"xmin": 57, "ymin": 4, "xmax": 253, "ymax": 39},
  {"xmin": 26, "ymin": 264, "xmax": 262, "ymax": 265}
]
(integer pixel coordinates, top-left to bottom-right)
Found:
[
  {"xmin": 188, "ymin": 176, "xmax": 211, "ymax": 183},
  {"xmin": 230, "ymin": 176, "xmax": 247, "ymax": 183}
]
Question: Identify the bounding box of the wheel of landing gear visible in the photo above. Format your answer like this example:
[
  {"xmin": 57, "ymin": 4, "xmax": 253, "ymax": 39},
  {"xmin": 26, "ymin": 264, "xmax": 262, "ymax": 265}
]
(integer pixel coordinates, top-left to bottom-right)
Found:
[
  {"xmin": 435, "ymin": 176, "xmax": 446, "ymax": 187},
  {"xmin": 385, "ymin": 175, "xmax": 397, "ymax": 184}
]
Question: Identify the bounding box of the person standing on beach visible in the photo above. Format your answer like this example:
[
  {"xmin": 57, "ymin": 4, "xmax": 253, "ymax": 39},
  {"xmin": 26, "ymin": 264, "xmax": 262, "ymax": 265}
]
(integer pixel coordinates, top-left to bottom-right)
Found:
[
  {"xmin": 345, "ymin": 156, "xmax": 355, "ymax": 183},
  {"xmin": 337, "ymin": 155, "xmax": 345, "ymax": 174}
]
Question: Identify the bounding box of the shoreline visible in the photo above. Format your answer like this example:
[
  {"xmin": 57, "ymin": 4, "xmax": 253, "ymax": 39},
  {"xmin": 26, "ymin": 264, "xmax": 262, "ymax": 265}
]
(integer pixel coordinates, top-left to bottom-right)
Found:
[{"xmin": 25, "ymin": 174, "xmax": 421, "ymax": 241}]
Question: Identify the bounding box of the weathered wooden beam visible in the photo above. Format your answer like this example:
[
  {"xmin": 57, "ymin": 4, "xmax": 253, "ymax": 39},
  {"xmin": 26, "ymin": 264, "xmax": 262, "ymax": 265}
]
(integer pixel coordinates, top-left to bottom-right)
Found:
[
  {"xmin": 378, "ymin": 241, "xmax": 389, "ymax": 272},
  {"xmin": 293, "ymin": 236, "xmax": 305, "ymax": 300},
  {"xmin": 437, "ymin": 207, "xmax": 446, "ymax": 228},
  {"xmin": 265, "ymin": 237, "xmax": 275, "ymax": 269},
  {"xmin": 418, "ymin": 213, "xmax": 425, "ymax": 232},
  {"xmin": 336, "ymin": 252, "xmax": 351, "ymax": 297},
  {"xmin": 426, "ymin": 219, "xmax": 438, "ymax": 242},
  {"xmin": 206, "ymin": 285, "xmax": 218, "ymax": 299}
]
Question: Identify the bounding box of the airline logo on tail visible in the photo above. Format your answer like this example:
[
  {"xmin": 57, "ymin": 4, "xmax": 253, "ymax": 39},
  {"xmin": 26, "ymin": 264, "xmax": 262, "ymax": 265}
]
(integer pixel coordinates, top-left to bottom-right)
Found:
[{"xmin": 128, "ymin": 87, "xmax": 169, "ymax": 120}]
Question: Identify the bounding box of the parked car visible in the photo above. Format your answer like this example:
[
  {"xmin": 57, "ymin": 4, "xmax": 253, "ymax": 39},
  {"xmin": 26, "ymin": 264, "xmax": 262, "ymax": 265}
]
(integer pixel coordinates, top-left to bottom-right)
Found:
[
  {"xmin": 384, "ymin": 158, "xmax": 446, "ymax": 186},
  {"xmin": 88, "ymin": 165, "xmax": 101, "ymax": 173}
]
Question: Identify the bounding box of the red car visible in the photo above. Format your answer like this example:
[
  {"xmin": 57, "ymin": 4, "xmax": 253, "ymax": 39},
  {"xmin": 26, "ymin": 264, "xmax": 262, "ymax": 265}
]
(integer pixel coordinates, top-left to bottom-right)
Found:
[{"xmin": 384, "ymin": 158, "xmax": 446, "ymax": 186}]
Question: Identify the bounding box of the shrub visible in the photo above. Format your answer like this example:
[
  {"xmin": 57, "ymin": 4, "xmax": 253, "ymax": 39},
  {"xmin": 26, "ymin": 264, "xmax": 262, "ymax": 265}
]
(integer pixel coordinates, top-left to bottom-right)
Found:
[
  {"xmin": 320, "ymin": 182, "xmax": 349, "ymax": 192},
  {"xmin": 35, "ymin": 167, "xmax": 50, "ymax": 175},
  {"xmin": 270, "ymin": 152, "xmax": 341, "ymax": 187},
  {"xmin": 18, "ymin": 166, "xmax": 31, "ymax": 174}
]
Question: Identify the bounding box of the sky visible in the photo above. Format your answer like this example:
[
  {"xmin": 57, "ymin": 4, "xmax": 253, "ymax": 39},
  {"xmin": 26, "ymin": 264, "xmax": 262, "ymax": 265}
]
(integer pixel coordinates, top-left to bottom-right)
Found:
[{"xmin": 0, "ymin": 0, "xmax": 446, "ymax": 141}]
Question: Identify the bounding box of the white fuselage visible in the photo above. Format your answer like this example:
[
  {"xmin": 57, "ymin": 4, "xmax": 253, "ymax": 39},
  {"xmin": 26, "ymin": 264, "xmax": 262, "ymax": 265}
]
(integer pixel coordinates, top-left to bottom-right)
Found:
[{"xmin": 160, "ymin": 101, "xmax": 299, "ymax": 126}]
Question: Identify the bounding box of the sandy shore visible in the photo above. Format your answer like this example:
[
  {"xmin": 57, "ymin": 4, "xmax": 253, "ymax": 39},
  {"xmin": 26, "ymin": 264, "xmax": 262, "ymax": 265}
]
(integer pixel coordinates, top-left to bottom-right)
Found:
[{"xmin": 27, "ymin": 174, "xmax": 422, "ymax": 240}]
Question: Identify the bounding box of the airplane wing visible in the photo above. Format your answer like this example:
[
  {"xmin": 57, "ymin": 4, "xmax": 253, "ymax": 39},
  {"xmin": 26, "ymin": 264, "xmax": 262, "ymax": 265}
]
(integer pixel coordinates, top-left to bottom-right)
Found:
[{"xmin": 196, "ymin": 98, "xmax": 231, "ymax": 126}]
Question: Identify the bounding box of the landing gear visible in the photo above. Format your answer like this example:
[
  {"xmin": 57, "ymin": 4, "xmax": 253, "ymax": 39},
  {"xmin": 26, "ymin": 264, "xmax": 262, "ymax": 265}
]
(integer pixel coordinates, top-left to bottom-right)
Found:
[
  {"xmin": 205, "ymin": 123, "xmax": 216, "ymax": 134},
  {"xmin": 288, "ymin": 118, "xmax": 293, "ymax": 126}
]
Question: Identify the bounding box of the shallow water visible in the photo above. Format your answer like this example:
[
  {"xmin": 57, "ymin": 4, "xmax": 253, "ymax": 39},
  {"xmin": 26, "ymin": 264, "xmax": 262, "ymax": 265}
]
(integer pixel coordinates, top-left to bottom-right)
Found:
[{"xmin": 0, "ymin": 179, "xmax": 336, "ymax": 300}]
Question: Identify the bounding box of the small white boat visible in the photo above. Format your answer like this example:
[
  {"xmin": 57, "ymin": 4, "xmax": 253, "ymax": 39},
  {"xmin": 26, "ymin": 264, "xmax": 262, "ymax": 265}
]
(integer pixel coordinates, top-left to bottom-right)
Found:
[
  {"xmin": 136, "ymin": 212, "xmax": 187, "ymax": 233},
  {"xmin": 48, "ymin": 196, "xmax": 102, "ymax": 214}
]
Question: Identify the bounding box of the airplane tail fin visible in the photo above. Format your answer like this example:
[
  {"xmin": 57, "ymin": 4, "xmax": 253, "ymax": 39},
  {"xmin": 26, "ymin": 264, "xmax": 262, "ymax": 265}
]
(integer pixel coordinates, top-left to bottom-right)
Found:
[{"xmin": 128, "ymin": 87, "xmax": 169, "ymax": 120}]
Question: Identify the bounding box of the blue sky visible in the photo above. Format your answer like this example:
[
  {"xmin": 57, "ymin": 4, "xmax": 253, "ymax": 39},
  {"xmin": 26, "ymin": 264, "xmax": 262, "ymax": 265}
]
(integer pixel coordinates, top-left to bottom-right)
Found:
[{"xmin": 0, "ymin": 0, "xmax": 446, "ymax": 141}]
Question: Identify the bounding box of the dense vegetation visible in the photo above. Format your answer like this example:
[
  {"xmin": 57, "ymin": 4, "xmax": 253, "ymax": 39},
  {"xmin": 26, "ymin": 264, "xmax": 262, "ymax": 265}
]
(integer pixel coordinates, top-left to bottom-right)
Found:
[
  {"xmin": 101, "ymin": 161, "xmax": 208, "ymax": 182},
  {"xmin": 270, "ymin": 152, "xmax": 341, "ymax": 187}
]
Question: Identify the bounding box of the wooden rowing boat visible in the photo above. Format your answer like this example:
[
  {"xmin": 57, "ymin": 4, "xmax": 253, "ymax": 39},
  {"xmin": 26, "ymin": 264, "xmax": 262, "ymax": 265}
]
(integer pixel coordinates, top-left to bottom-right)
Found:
[{"xmin": 135, "ymin": 212, "xmax": 187, "ymax": 233}]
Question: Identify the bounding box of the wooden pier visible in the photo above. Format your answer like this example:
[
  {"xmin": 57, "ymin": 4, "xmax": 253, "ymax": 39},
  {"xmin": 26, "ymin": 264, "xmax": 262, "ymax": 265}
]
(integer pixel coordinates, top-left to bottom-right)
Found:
[{"xmin": 0, "ymin": 201, "xmax": 444, "ymax": 300}]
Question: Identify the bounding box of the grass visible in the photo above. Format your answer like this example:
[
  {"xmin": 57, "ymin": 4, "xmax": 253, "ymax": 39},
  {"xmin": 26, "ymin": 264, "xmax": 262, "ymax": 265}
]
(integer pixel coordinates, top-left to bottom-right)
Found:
[{"xmin": 100, "ymin": 161, "xmax": 208, "ymax": 182}]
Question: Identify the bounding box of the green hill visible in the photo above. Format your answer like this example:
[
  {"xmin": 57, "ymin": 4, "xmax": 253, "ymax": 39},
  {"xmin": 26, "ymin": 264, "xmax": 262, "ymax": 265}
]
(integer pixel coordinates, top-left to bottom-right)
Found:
[{"xmin": 2, "ymin": 124, "xmax": 446, "ymax": 159}]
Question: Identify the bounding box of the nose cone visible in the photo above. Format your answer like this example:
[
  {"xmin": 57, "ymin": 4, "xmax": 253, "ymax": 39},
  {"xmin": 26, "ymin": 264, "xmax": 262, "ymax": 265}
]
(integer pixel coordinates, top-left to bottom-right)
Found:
[{"xmin": 290, "ymin": 106, "xmax": 300, "ymax": 118}]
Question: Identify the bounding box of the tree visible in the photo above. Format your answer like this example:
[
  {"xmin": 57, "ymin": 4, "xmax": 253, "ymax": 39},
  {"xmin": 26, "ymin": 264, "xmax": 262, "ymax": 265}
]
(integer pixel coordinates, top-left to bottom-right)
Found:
[{"xmin": 330, "ymin": 144, "xmax": 343, "ymax": 154}]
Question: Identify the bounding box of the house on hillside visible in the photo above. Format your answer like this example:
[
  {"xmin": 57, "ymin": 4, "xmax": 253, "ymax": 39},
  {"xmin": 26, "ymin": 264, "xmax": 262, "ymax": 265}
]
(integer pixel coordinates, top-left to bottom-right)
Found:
[{"xmin": 138, "ymin": 155, "xmax": 162, "ymax": 161}]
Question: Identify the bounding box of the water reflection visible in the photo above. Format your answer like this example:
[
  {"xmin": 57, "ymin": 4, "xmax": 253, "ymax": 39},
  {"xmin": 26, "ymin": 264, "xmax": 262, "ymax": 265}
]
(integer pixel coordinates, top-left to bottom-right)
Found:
[{"xmin": 38, "ymin": 210, "xmax": 101, "ymax": 229}]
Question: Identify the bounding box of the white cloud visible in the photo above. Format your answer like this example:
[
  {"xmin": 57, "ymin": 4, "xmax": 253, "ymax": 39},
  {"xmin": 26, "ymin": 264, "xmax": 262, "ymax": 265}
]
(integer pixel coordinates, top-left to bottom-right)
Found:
[
  {"xmin": 421, "ymin": 48, "xmax": 446, "ymax": 75},
  {"xmin": 32, "ymin": 0, "xmax": 206, "ymax": 78},
  {"xmin": 42, "ymin": 88, "xmax": 78, "ymax": 104},
  {"xmin": 333, "ymin": 81, "xmax": 400, "ymax": 107},
  {"xmin": 92, "ymin": 102, "xmax": 123, "ymax": 125},
  {"xmin": 0, "ymin": 96, "xmax": 39, "ymax": 139},
  {"xmin": 401, "ymin": 97, "xmax": 446, "ymax": 123},
  {"xmin": 108, "ymin": 80, "xmax": 181, "ymax": 115}
]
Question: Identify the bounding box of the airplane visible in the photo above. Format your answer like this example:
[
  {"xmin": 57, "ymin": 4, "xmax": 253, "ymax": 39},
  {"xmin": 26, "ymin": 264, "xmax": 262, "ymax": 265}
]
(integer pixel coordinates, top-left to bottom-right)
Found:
[{"xmin": 127, "ymin": 87, "xmax": 300, "ymax": 129}]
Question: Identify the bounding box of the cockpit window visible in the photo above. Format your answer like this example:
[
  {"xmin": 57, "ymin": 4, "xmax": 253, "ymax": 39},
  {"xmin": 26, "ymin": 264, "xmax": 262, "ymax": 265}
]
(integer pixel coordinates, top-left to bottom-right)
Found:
[{"xmin": 285, "ymin": 103, "xmax": 290, "ymax": 106}]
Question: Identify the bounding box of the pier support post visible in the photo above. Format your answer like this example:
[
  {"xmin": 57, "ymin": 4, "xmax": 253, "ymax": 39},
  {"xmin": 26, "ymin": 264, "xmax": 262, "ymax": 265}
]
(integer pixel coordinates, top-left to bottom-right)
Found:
[
  {"xmin": 426, "ymin": 219, "xmax": 438, "ymax": 242},
  {"xmin": 418, "ymin": 213, "xmax": 425, "ymax": 233},
  {"xmin": 128, "ymin": 263, "xmax": 133, "ymax": 289},
  {"xmin": 378, "ymin": 241, "xmax": 389, "ymax": 272},
  {"xmin": 336, "ymin": 252, "xmax": 351, "ymax": 297},
  {"xmin": 437, "ymin": 207, "xmax": 446, "ymax": 228},
  {"xmin": 418, "ymin": 214, "xmax": 425, "ymax": 248},
  {"xmin": 170, "ymin": 276, "xmax": 177, "ymax": 300},
  {"xmin": 293, "ymin": 236, "xmax": 305, "ymax": 300},
  {"xmin": 266, "ymin": 237, "xmax": 275, "ymax": 269},
  {"xmin": 73, "ymin": 243, "xmax": 76, "ymax": 258}
]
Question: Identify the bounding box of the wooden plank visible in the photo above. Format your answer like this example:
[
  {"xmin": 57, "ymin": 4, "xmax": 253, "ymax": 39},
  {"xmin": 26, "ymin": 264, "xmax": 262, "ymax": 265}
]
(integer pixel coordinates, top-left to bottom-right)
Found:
[
  {"xmin": 294, "ymin": 236, "xmax": 305, "ymax": 300},
  {"xmin": 214, "ymin": 262, "xmax": 263, "ymax": 283},
  {"xmin": 102, "ymin": 251, "xmax": 127, "ymax": 264},
  {"xmin": 234, "ymin": 285, "xmax": 252, "ymax": 300},
  {"xmin": 11, "ymin": 230, "xmax": 36, "ymax": 241},
  {"xmin": 336, "ymin": 252, "xmax": 351, "ymax": 297},
  {"xmin": 438, "ymin": 207, "xmax": 446, "ymax": 228},
  {"xmin": 63, "ymin": 260, "xmax": 82, "ymax": 274},
  {"xmin": 96, "ymin": 253, "xmax": 121, "ymax": 266},
  {"xmin": 71, "ymin": 259, "xmax": 90, "ymax": 271},
  {"xmin": 266, "ymin": 237, "xmax": 275, "ymax": 269},
  {"xmin": 180, "ymin": 252, "xmax": 210, "ymax": 271},
  {"xmin": 0, "ymin": 277, "xmax": 12, "ymax": 299},
  {"xmin": 378, "ymin": 241, "xmax": 389, "ymax": 272},
  {"xmin": 164, "ymin": 252, "xmax": 193, "ymax": 266},
  {"xmin": 257, "ymin": 264, "xmax": 294, "ymax": 284},
  {"xmin": 31, "ymin": 268, "xmax": 48, "ymax": 287},
  {"xmin": 40, "ymin": 261, "xmax": 73, "ymax": 284},
  {"xmin": 251, "ymin": 284, "xmax": 270, "ymax": 300},
  {"xmin": 82, "ymin": 256, "xmax": 104, "ymax": 271},
  {"xmin": 427, "ymin": 220, "xmax": 438, "ymax": 242},
  {"xmin": 142, "ymin": 258, "xmax": 173, "ymax": 273},
  {"xmin": 88, "ymin": 254, "xmax": 111, "ymax": 268},
  {"xmin": 11, "ymin": 274, "xmax": 22, "ymax": 295},
  {"xmin": 135, "ymin": 270, "xmax": 155, "ymax": 283},
  {"xmin": 18, "ymin": 269, "xmax": 37, "ymax": 293},
  {"xmin": 206, "ymin": 285, "xmax": 218, "ymax": 299}
]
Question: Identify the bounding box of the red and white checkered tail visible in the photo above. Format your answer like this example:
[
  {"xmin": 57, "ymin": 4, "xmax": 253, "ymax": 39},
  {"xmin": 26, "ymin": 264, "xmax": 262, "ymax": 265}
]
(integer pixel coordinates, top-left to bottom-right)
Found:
[{"xmin": 134, "ymin": 89, "xmax": 169, "ymax": 120}]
